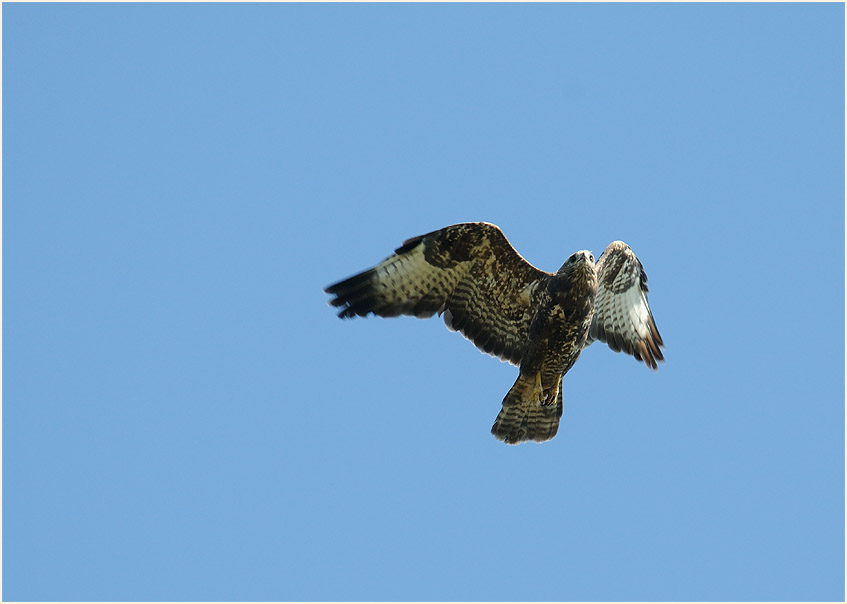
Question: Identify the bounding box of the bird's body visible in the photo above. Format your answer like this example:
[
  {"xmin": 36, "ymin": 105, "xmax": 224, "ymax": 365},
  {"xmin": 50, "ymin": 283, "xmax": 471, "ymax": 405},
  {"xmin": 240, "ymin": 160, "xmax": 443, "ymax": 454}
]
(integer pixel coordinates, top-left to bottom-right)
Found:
[
  {"xmin": 325, "ymin": 222, "xmax": 663, "ymax": 444},
  {"xmin": 493, "ymin": 250, "xmax": 597, "ymax": 442}
]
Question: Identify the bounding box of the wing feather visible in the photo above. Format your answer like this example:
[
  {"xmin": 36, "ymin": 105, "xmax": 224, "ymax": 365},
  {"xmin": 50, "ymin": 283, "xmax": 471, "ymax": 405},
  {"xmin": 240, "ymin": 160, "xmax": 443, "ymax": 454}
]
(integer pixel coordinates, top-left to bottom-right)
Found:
[
  {"xmin": 585, "ymin": 241, "xmax": 665, "ymax": 369},
  {"xmin": 325, "ymin": 222, "xmax": 549, "ymax": 365}
]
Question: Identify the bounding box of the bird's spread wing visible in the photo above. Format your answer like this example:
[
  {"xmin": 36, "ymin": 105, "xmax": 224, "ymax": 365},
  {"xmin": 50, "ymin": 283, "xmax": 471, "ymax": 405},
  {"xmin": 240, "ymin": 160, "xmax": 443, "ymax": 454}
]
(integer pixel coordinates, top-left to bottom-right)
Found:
[
  {"xmin": 585, "ymin": 241, "xmax": 664, "ymax": 369},
  {"xmin": 325, "ymin": 222, "xmax": 549, "ymax": 365}
]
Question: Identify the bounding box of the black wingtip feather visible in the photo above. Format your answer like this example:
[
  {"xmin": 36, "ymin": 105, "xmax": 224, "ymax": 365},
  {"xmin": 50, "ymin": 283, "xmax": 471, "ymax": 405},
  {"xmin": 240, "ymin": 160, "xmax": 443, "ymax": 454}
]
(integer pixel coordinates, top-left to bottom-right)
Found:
[
  {"xmin": 324, "ymin": 268, "xmax": 381, "ymax": 318},
  {"xmin": 651, "ymin": 320, "xmax": 665, "ymax": 348},
  {"xmin": 324, "ymin": 268, "xmax": 376, "ymax": 295}
]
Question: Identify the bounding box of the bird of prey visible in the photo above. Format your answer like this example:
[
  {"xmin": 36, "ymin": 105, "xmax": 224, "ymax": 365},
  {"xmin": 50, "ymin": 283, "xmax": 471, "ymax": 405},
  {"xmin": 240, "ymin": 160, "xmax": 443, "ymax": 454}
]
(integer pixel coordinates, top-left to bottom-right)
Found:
[{"xmin": 324, "ymin": 222, "xmax": 664, "ymax": 444}]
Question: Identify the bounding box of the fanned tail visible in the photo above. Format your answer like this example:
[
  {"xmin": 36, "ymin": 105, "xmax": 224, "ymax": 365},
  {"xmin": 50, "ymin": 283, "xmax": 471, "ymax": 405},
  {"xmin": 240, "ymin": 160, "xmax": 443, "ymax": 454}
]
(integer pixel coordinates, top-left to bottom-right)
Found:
[{"xmin": 491, "ymin": 373, "xmax": 562, "ymax": 444}]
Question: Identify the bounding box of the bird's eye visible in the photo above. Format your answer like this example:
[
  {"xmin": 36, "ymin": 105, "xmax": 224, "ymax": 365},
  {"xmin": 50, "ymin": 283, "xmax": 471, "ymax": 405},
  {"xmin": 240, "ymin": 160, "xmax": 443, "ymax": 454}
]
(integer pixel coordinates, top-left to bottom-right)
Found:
[{"xmin": 590, "ymin": 254, "xmax": 595, "ymax": 263}]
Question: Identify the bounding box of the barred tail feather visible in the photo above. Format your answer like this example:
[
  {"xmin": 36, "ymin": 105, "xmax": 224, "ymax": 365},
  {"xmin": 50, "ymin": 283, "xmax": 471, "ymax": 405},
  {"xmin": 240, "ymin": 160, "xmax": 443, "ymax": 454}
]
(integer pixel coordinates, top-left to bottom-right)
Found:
[{"xmin": 491, "ymin": 373, "xmax": 563, "ymax": 444}]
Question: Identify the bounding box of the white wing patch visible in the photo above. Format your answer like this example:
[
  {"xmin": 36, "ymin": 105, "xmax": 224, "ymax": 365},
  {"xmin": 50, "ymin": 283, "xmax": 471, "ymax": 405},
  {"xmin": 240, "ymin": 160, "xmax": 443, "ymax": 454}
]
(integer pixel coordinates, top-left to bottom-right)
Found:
[
  {"xmin": 369, "ymin": 243, "xmax": 467, "ymax": 317},
  {"xmin": 586, "ymin": 241, "xmax": 664, "ymax": 369}
]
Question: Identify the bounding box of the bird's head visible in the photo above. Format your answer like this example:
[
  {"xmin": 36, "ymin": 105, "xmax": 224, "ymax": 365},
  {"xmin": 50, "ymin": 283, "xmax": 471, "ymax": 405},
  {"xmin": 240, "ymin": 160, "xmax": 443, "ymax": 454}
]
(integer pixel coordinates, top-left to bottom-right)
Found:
[
  {"xmin": 558, "ymin": 250, "xmax": 595, "ymax": 273},
  {"xmin": 548, "ymin": 249, "xmax": 598, "ymax": 295}
]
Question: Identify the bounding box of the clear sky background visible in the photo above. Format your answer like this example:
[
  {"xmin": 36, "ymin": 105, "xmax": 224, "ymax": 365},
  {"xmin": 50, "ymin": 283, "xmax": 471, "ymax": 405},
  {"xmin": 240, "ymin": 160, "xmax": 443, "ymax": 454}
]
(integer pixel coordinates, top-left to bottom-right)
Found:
[{"xmin": 4, "ymin": 3, "xmax": 844, "ymax": 601}]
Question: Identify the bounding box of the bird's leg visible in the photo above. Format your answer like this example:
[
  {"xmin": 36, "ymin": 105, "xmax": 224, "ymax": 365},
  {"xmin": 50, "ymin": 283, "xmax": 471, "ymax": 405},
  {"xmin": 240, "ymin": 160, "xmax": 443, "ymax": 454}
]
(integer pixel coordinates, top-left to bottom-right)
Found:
[
  {"xmin": 543, "ymin": 383, "xmax": 560, "ymax": 407},
  {"xmin": 532, "ymin": 372, "xmax": 544, "ymax": 405},
  {"xmin": 539, "ymin": 372, "xmax": 560, "ymax": 407}
]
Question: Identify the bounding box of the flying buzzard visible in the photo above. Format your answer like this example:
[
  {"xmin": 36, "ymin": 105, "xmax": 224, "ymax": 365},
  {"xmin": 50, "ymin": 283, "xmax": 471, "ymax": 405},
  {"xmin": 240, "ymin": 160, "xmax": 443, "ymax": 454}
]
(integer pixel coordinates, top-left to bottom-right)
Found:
[{"xmin": 324, "ymin": 222, "xmax": 664, "ymax": 444}]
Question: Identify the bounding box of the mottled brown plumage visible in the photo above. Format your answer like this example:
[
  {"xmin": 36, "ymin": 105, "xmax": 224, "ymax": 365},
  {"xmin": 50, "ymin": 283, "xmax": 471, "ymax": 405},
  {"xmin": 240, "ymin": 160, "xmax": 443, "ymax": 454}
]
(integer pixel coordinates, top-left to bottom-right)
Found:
[{"xmin": 325, "ymin": 222, "xmax": 664, "ymax": 444}]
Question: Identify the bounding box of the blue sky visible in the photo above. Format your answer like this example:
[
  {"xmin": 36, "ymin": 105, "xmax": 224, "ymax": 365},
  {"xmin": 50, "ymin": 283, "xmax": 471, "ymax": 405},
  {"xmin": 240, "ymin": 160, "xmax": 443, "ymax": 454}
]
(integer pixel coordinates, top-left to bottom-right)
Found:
[{"xmin": 3, "ymin": 3, "xmax": 844, "ymax": 601}]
